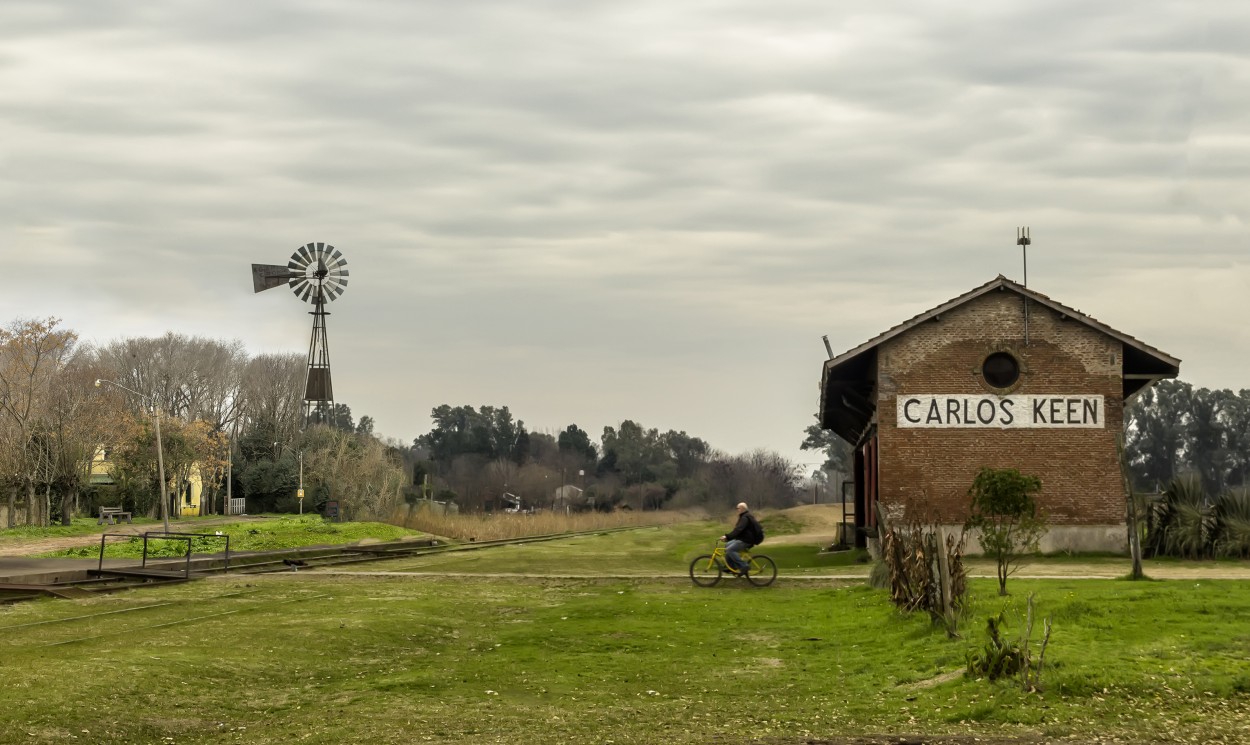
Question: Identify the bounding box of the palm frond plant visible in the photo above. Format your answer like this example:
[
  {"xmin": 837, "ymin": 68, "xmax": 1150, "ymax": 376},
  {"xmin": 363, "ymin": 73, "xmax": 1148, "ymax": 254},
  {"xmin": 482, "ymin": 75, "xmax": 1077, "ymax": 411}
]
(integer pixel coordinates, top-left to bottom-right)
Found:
[
  {"xmin": 1158, "ymin": 474, "xmax": 1215, "ymax": 559},
  {"xmin": 1214, "ymin": 487, "xmax": 1250, "ymax": 558}
]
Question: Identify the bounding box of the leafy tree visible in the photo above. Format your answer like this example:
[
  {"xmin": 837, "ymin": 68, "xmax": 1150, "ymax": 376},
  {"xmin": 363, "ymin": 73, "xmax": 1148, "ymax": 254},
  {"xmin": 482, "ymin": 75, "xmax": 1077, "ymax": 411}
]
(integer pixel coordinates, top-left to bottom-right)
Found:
[
  {"xmin": 599, "ymin": 421, "xmax": 668, "ymax": 485},
  {"xmin": 160, "ymin": 418, "xmax": 228, "ymax": 517},
  {"xmin": 966, "ymin": 467, "xmax": 1047, "ymax": 596},
  {"xmin": 1224, "ymin": 391, "xmax": 1250, "ymax": 489},
  {"xmin": 418, "ymin": 404, "xmax": 529, "ymax": 467},
  {"xmin": 557, "ymin": 424, "xmax": 597, "ymax": 463},
  {"xmin": 308, "ymin": 402, "xmax": 355, "ymax": 432},
  {"xmin": 238, "ymin": 457, "xmax": 299, "ymax": 511},
  {"xmin": 102, "ymin": 412, "xmax": 166, "ymax": 518},
  {"xmin": 800, "ymin": 416, "xmax": 854, "ymax": 475},
  {"xmin": 1186, "ymin": 387, "xmax": 1236, "ymax": 496},
  {"xmin": 661, "ymin": 430, "xmax": 710, "ymax": 479},
  {"xmin": 1126, "ymin": 382, "xmax": 1250, "ymax": 497},
  {"xmin": 1124, "ymin": 380, "xmax": 1190, "ymax": 490}
]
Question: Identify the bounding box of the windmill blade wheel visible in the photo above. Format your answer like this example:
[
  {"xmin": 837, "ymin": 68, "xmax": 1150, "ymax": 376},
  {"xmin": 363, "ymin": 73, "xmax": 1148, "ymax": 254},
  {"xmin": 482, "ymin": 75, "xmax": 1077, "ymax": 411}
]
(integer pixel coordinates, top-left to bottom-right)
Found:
[{"xmin": 287, "ymin": 242, "xmax": 348, "ymax": 304}]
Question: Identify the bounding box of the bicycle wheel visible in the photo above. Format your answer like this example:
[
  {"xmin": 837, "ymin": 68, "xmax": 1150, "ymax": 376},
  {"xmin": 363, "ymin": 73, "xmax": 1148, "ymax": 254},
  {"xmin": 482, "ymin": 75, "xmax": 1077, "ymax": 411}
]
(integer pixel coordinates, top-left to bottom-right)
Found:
[
  {"xmin": 689, "ymin": 555, "xmax": 723, "ymax": 587},
  {"xmin": 746, "ymin": 555, "xmax": 777, "ymax": 587}
]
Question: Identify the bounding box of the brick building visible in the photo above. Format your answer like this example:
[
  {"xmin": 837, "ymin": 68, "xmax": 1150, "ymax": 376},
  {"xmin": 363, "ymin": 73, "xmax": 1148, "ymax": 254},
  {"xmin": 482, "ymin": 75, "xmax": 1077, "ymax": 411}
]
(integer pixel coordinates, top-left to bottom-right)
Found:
[{"xmin": 818, "ymin": 276, "xmax": 1179, "ymax": 553}]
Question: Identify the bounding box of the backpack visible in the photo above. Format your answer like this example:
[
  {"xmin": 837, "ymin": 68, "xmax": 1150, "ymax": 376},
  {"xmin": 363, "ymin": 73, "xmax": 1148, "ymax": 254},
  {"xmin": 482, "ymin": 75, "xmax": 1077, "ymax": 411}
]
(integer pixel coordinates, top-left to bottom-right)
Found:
[{"xmin": 749, "ymin": 514, "xmax": 765, "ymax": 545}]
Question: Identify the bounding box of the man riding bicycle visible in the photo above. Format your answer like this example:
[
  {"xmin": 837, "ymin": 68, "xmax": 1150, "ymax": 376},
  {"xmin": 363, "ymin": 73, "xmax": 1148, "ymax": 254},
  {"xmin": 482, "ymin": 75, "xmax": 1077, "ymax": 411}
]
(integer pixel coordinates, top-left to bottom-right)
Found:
[{"xmin": 720, "ymin": 502, "xmax": 764, "ymax": 576}]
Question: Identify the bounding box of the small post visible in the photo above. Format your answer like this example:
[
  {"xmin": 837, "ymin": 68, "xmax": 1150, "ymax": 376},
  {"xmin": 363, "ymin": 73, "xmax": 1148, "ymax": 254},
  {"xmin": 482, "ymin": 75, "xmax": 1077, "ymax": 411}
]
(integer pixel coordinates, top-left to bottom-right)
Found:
[{"xmin": 298, "ymin": 451, "xmax": 304, "ymax": 515}]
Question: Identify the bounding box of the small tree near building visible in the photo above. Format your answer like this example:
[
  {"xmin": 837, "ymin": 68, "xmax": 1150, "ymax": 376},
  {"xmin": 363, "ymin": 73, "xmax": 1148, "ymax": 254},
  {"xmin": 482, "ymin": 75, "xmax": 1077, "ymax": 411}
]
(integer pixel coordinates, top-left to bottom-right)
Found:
[{"xmin": 966, "ymin": 467, "xmax": 1047, "ymax": 596}]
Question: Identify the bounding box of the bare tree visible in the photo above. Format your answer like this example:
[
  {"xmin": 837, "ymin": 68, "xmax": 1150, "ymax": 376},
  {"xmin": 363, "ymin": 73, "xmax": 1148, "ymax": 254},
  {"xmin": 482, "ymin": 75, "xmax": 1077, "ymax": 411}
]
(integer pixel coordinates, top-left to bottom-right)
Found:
[
  {"xmin": 237, "ymin": 353, "xmax": 305, "ymax": 448},
  {"xmin": 97, "ymin": 334, "xmax": 247, "ymax": 428},
  {"xmin": 301, "ymin": 426, "xmax": 406, "ymax": 520},
  {"xmin": 45, "ymin": 349, "xmax": 117, "ymax": 524},
  {"xmin": 0, "ymin": 318, "xmax": 82, "ymax": 526}
]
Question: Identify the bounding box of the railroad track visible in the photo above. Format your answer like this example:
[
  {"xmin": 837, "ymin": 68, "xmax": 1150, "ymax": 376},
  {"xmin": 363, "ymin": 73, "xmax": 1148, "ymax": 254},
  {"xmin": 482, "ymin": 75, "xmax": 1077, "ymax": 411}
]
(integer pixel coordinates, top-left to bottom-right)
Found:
[
  {"xmin": 233, "ymin": 525, "xmax": 648, "ymax": 574},
  {"xmin": 0, "ymin": 526, "xmax": 648, "ymax": 603}
]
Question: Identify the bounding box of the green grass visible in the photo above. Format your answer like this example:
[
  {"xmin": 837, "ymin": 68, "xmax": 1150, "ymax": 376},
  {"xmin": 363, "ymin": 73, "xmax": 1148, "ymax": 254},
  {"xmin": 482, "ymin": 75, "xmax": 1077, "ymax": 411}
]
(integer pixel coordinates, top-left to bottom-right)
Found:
[
  {"xmin": 0, "ymin": 516, "xmax": 160, "ymax": 541},
  {"xmin": 2, "ymin": 520, "xmax": 1248, "ymax": 743},
  {"xmin": 355, "ymin": 521, "xmax": 863, "ymax": 577},
  {"xmin": 38, "ymin": 515, "xmax": 426, "ymax": 559}
]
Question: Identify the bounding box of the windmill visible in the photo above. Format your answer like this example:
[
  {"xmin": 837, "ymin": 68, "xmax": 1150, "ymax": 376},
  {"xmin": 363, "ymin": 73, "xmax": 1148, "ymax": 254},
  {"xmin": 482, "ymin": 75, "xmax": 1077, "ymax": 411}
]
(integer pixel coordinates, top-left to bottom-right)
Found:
[{"xmin": 251, "ymin": 242, "xmax": 349, "ymax": 427}]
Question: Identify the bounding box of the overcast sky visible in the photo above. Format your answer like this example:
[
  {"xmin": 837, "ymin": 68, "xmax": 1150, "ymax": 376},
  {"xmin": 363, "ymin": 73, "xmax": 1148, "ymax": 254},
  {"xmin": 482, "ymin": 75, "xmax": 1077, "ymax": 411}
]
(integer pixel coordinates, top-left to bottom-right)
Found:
[{"xmin": 3, "ymin": 1, "xmax": 1248, "ymax": 470}]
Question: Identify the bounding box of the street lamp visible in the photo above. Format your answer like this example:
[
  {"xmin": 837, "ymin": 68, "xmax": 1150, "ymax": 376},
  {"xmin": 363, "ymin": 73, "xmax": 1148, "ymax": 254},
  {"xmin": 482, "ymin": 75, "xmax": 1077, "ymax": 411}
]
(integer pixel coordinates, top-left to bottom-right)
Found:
[{"xmin": 95, "ymin": 379, "xmax": 170, "ymax": 533}]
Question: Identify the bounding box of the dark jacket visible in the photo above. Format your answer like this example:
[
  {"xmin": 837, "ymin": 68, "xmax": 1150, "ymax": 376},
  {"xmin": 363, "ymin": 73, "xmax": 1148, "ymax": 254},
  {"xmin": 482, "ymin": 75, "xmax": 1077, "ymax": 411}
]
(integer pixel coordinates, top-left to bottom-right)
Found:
[{"xmin": 726, "ymin": 510, "xmax": 763, "ymax": 546}]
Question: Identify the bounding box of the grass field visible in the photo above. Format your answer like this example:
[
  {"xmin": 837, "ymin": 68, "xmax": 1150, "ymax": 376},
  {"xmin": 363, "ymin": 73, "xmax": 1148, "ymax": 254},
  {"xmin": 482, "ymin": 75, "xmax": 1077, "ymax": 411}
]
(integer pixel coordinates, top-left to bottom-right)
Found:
[
  {"xmin": 2, "ymin": 518, "xmax": 1248, "ymax": 744},
  {"xmin": 38, "ymin": 515, "xmax": 428, "ymax": 559}
]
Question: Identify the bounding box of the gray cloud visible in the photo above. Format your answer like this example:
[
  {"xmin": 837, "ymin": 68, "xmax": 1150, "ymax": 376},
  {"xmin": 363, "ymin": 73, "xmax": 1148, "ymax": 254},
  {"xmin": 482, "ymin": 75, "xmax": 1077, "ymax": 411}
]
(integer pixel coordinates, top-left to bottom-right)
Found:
[{"xmin": 3, "ymin": 0, "xmax": 1248, "ymax": 464}]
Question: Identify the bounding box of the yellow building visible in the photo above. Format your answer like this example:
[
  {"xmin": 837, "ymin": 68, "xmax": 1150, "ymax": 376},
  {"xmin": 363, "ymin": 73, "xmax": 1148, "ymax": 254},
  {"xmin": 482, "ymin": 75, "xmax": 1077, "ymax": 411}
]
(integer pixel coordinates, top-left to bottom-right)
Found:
[{"xmin": 90, "ymin": 447, "xmax": 207, "ymax": 517}]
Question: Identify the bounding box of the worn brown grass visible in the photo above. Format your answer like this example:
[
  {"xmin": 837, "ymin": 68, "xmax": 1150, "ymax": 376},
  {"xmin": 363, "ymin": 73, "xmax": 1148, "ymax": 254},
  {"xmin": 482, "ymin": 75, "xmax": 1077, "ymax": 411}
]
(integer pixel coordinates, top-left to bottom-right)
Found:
[{"xmin": 390, "ymin": 505, "xmax": 702, "ymax": 541}]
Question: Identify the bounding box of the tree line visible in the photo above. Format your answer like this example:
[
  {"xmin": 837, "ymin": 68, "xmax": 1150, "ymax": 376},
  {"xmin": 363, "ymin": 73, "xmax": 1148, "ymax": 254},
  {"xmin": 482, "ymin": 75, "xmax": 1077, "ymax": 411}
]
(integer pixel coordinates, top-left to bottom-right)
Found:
[
  {"xmin": 1124, "ymin": 379, "xmax": 1250, "ymax": 496},
  {"xmin": 0, "ymin": 317, "xmax": 406, "ymax": 527},
  {"xmin": 1124, "ymin": 379, "xmax": 1250, "ymax": 560},
  {"xmin": 0, "ymin": 317, "xmax": 815, "ymax": 527},
  {"xmin": 410, "ymin": 404, "xmax": 807, "ymax": 513}
]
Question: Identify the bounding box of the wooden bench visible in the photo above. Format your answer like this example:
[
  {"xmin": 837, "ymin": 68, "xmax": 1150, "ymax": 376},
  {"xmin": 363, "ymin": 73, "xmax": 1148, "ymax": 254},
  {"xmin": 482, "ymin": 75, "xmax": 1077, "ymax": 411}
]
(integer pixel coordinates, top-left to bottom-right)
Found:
[{"xmin": 97, "ymin": 506, "xmax": 133, "ymax": 525}]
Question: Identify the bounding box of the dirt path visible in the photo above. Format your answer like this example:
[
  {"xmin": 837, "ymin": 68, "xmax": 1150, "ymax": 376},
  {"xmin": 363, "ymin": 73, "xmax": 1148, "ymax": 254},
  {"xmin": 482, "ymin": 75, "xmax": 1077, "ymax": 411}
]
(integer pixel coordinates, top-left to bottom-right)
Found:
[{"xmin": 775, "ymin": 504, "xmax": 1250, "ymax": 580}]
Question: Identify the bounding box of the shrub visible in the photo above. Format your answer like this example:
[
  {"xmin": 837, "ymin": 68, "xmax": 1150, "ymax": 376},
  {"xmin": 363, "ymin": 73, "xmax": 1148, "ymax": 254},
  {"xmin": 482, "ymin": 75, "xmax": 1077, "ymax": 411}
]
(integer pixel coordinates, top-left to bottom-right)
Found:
[
  {"xmin": 1215, "ymin": 487, "xmax": 1250, "ymax": 558},
  {"xmin": 966, "ymin": 610, "xmax": 1027, "ymax": 680},
  {"xmin": 877, "ymin": 509, "xmax": 967, "ymax": 637},
  {"xmin": 966, "ymin": 594, "xmax": 1053, "ymax": 692},
  {"xmin": 966, "ymin": 467, "xmax": 1046, "ymax": 596},
  {"xmin": 1145, "ymin": 474, "xmax": 1215, "ymax": 559}
]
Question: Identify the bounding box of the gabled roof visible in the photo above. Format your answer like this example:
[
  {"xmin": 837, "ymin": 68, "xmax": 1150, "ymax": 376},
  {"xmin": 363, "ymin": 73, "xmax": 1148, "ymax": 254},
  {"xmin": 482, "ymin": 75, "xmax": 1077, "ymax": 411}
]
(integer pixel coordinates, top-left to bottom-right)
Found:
[{"xmin": 818, "ymin": 275, "xmax": 1181, "ymax": 443}]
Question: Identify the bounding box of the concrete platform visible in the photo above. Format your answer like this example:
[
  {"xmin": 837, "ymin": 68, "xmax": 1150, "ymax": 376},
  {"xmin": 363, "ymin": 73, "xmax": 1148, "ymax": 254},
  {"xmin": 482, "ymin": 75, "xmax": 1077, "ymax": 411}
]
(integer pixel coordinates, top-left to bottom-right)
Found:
[{"xmin": 0, "ymin": 556, "xmax": 126, "ymax": 585}]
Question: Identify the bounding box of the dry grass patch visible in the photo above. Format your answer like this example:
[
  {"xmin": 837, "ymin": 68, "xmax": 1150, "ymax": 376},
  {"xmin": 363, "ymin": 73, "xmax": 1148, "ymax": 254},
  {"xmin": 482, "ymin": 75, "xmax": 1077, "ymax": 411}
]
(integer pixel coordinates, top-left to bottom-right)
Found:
[{"xmin": 392, "ymin": 506, "xmax": 700, "ymax": 541}]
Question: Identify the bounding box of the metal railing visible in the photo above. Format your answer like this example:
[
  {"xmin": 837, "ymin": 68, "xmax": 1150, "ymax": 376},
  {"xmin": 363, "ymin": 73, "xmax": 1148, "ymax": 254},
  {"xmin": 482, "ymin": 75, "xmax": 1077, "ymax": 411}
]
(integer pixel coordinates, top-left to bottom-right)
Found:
[{"xmin": 96, "ymin": 532, "xmax": 232, "ymax": 580}]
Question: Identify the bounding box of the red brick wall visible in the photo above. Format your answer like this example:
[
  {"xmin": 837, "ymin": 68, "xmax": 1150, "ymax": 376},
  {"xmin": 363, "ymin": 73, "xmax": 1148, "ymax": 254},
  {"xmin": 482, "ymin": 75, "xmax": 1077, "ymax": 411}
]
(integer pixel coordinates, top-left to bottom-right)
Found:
[{"xmin": 876, "ymin": 291, "xmax": 1125, "ymax": 526}]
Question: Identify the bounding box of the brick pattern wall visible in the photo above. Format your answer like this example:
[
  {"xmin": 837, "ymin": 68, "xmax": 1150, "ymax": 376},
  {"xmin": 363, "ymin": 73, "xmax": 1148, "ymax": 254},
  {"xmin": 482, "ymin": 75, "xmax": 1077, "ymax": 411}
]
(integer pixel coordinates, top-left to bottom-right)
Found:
[{"xmin": 877, "ymin": 292, "xmax": 1126, "ymax": 526}]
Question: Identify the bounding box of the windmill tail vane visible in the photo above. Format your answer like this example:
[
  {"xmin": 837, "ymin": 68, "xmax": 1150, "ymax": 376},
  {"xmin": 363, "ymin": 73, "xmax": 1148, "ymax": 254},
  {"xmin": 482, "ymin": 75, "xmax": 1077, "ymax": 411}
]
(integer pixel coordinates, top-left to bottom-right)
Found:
[{"xmin": 251, "ymin": 242, "xmax": 349, "ymax": 428}]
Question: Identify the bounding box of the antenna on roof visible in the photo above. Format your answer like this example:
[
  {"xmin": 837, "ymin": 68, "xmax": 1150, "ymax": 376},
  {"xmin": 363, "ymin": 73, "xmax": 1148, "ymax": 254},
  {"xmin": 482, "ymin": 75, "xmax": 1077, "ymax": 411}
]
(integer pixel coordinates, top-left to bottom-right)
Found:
[
  {"xmin": 1016, "ymin": 227, "xmax": 1032, "ymax": 345},
  {"xmin": 822, "ymin": 335, "xmax": 835, "ymax": 360},
  {"xmin": 1016, "ymin": 227, "xmax": 1031, "ymax": 287}
]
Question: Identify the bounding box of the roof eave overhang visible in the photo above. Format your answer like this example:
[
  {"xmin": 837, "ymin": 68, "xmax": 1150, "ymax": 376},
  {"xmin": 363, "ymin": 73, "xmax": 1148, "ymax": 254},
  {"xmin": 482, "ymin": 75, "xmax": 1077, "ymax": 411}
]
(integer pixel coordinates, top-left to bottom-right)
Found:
[{"xmin": 819, "ymin": 348, "xmax": 877, "ymax": 444}]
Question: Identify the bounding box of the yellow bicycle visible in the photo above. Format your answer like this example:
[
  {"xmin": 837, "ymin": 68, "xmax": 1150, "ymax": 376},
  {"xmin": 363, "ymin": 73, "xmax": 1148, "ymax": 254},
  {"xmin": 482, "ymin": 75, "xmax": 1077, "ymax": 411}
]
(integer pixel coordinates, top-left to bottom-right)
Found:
[{"xmin": 689, "ymin": 541, "xmax": 777, "ymax": 587}]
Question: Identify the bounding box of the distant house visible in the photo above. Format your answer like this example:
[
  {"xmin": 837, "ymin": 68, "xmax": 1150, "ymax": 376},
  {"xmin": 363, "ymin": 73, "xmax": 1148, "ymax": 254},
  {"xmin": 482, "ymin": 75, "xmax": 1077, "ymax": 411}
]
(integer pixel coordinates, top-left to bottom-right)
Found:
[
  {"xmin": 552, "ymin": 484, "xmax": 590, "ymax": 512},
  {"xmin": 90, "ymin": 447, "xmax": 208, "ymax": 517},
  {"xmin": 818, "ymin": 275, "xmax": 1179, "ymax": 553},
  {"xmin": 90, "ymin": 448, "xmax": 116, "ymax": 487}
]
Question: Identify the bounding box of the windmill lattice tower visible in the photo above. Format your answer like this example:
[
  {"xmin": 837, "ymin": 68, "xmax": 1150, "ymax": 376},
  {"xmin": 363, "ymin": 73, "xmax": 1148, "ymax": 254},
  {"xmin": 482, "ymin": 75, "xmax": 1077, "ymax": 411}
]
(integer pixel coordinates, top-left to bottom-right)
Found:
[{"xmin": 251, "ymin": 243, "xmax": 349, "ymax": 427}]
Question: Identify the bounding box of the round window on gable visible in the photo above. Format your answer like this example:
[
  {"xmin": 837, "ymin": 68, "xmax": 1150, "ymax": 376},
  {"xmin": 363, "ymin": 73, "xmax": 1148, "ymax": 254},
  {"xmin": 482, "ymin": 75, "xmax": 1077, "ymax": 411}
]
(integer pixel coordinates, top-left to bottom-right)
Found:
[{"xmin": 982, "ymin": 352, "xmax": 1020, "ymax": 389}]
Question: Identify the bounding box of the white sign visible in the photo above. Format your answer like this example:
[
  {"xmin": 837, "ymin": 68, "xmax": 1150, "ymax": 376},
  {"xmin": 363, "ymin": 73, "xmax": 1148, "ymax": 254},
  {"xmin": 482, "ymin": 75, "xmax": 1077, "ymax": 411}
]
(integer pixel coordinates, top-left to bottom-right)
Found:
[{"xmin": 896, "ymin": 395, "xmax": 1104, "ymax": 429}]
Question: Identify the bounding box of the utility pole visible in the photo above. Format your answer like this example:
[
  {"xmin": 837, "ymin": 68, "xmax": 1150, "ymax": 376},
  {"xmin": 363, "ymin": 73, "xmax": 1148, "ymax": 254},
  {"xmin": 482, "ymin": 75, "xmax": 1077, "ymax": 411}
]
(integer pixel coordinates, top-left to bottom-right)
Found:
[
  {"xmin": 96, "ymin": 379, "xmax": 170, "ymax": 533},
  {"xmin": 225, "ymin": 438, "xmax": 233, "ymax": 516}
]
